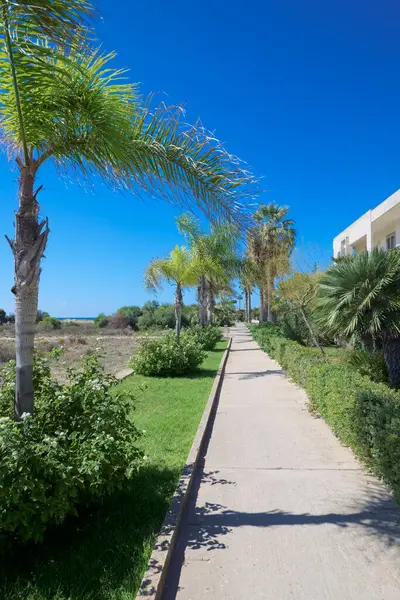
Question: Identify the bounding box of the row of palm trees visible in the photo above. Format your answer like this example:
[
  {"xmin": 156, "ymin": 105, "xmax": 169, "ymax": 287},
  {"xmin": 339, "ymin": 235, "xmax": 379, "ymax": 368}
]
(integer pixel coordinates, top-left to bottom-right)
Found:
[
  {"xmin": 240, "ymin": 204, "xmax": 296, "ymax": 323},
  {"xmin": 145, "ymin": 216, "xmax": 238, "ymax": 336},
  {"xmin": 0, "ymin": 1, "xmax": 258, "ymax": 418},
  {"xmin": 146, "ymin": 204, "xmax": 298, "ymax": 335}
]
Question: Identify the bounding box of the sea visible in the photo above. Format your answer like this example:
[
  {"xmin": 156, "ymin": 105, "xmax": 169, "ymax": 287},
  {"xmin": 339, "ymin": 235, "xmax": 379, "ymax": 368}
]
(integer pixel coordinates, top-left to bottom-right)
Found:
[{"xmin": 57, "ymin": 317, "xmax": 95, "ymax": 321}]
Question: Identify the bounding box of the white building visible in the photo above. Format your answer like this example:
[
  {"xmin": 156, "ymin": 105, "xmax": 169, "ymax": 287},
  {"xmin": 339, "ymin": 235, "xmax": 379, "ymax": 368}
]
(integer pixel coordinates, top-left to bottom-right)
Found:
[{"xmin": 333, "ymin": 189, "xmax": 400, "ymax": 258}]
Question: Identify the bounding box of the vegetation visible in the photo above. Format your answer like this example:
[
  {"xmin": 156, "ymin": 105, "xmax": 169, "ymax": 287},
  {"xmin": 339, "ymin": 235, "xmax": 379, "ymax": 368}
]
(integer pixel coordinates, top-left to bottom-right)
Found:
[
  {"xmin": 277, "ymin": 271, "xmax": 324, "ymax": 351},
  {"xmin": 0, "ymin": 342, "xmax": 227, "ymax": 600},
  {"xmin": 131, "ymin": 331, "xmax": 206, "ymax": 377},
  {"xmin": 0, "ymin": 353, "xmax": 142, "ymax": 542},
  {"xmin": 38, "ymin": 316, "xmax": 62, "ymax": 331},
  {"xmin": 1, "ymin": 0, "xmax": 257, "ymax": 418},
  {"xmin": 184, "ymin": 325, "xmax": 222, "ymax": 350},
  {"xmin": 316, "ymin": 249, "xmax": 400, "ymax": 387},
  {"xmin": 215, "ymin": 297, "xmax": 238, "ymax": 326},
  {"xmin": 145, "ymin": 246, "xmax": 198, "ymax": 337},
  {"xmin": 246, "ymin": 203, "xmax": 296, "ymax": 323},
  {"xmin": 251, "ymin": 323, "xmax": 400, "ymax": 500},
  {"xmin": 94, "ymin": 312, "xmax": 109, "ymax": 328},
  {"xmin": 176, "ymin": 214, "xmax": 240, "ymax": 326}
]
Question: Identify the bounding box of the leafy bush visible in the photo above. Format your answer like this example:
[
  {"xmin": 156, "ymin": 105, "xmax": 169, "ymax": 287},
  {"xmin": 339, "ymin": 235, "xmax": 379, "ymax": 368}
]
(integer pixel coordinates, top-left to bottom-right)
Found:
[
  {"xmin": 0, "ymin": 354, "xmax": 142, "ymax": 541},
  {"xmin": 346, "ymin": 349, "xmax": 389, "ymax": 384},
  {"xmin": 36, "ymin": 310, "xmax": 50, "ymax": 323},
  {"xmin": 215, "ymin": 298, "xmax": 236, "ymax": 326},
  {"xmin": 117, "ymin": 306, "xmax": 142, "ymax": 330},
  {"xmin": 137, "ymin": 304, "xmax": 189, "ymax": 331},
  {"xmin": 131, "ymin": 332, "xmax": 206, "ymax": 376},
  {"xmin": 185, "ymin": 325, "xmax": 222, "ymax": 350},
  {"xmin": 39, "ymin": 316, "xmax": 62, "ymax": 331},
  {"xmin": 94, "ymin": 312, "xmax": 109, "ymax": 328},
  {"xmin": 250, "ymin": 325, "xmax": 400, "ymax": 500},
  {"xmin": 107, "ymin": 312, "xmax": 131, "ymax": 329}
]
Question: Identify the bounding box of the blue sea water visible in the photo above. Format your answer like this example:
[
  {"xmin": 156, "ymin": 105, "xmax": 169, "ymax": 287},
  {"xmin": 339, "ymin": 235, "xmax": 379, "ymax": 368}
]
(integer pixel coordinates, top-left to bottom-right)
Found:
[{"xmin": 57, "ymin": 317, "xmax": 95, "ymax": 321}]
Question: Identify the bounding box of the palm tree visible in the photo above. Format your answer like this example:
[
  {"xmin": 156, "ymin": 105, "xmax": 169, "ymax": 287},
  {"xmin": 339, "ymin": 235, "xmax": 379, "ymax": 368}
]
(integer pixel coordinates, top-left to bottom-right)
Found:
[
  {"xmin": 239, "ymin": 258, "xmax": 256, "ymax": 322},
  {"xmin": 316, "ymin": 249, "xmax": 400, "ymax": 387},
  {"xmin": 1, "ymin": 7, "xmax": 257, "ymax": 418},
  {"xmin": 145, "ymin": 247, "xmax": 198, "ymax": 338},
  {"xmin": 176, "ymin": 214, "xmax": 239, "ymax": 325},
  {"xmin": 247, "ymin": 203, "xmax": 296, "ymax": 323}
]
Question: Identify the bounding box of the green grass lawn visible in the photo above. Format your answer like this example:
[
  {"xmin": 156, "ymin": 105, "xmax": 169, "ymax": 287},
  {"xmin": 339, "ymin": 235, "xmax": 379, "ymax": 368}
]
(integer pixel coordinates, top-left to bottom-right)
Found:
[{"xmin": 0, "ymin": 341, "xmax": 227, "ymax": 600}]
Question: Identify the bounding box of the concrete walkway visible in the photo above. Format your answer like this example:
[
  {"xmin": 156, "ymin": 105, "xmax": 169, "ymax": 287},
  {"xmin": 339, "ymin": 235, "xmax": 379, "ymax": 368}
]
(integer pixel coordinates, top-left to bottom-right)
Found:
[{"xmin": 163, "ymin": 324, "xmax": 400, "ymax": 599}]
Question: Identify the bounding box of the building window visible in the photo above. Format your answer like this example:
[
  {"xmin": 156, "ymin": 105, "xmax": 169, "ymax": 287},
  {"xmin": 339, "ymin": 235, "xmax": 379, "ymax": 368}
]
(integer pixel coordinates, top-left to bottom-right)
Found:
[{"xmin": 386, "ymin": 232, "xmax": 396, "ymax": 250}]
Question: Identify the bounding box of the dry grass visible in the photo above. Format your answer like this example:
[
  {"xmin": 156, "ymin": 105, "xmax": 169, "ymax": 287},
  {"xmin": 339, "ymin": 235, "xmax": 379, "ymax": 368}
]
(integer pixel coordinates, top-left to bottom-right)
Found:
[{"xmin": 0, "ymin": 332, "xmax": 161, "ymax": 380}]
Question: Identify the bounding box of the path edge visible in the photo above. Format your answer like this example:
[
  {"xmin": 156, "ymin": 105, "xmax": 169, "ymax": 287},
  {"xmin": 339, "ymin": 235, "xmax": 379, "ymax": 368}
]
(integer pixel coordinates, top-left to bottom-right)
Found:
[{"xmin": 136, "ymin": 337, "xmax": 232, "ymax": 600}]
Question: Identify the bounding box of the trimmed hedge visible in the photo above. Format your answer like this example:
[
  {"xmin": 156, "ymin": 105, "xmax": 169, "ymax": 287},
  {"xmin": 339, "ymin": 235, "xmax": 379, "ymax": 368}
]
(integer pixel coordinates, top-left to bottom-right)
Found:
[{"xmin": 250, "ymin": 324, "xmax": 400, "ymax": 500}]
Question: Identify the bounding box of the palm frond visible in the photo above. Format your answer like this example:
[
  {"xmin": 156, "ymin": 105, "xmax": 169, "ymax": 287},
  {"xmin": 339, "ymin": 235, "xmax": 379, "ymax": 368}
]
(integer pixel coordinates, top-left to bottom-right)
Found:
[
  {"xmin": 0, "ymin": 40, "xmax": 258, "ymax": 226},
  {"xmin": 316, "ymin": 248, "xmax": 400, "ymax": 342}
]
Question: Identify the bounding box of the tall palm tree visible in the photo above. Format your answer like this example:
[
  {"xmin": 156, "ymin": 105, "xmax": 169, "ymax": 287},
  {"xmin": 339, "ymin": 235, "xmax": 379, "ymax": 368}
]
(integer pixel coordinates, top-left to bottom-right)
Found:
[
  {"xmin": 247, "ymin": 203, "xmax": 296, "ymax": 323},
  {"xmin": 145, "ymin": 247, "xmax": 198, "ymax": 338},
  {"xmin": 1, "ymin": 7, "xmax": 257, "ymax": 418},
  {"xmin": 176, "ymin": 214, "xmax": 239, "ymax": 325},
  {"xmin": 239, "ymin": 258, "xmax": 256, "ymax": 322},
  {"xmin": 316, "ymin": 249, "xmax": 400, "ymax": 387}
]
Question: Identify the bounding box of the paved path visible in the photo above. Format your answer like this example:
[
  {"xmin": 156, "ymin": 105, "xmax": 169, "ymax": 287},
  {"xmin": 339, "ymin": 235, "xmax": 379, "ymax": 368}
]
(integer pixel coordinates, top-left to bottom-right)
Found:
[{"xmin": 163, "ymin": 324, "xmax": 400, "ymax": 599}]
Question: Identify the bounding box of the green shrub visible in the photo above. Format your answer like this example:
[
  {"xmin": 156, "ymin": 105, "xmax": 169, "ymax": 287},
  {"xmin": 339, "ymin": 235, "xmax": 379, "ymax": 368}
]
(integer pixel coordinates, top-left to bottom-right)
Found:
[
  {"xmin": 36, "ymin": 310, "xmax": 50, "ymax": 323},
  {"xmin": 137, "ymin": 305, "xmax": 190, "ymax": 331},
  {"xmin": 131, "ymin": 332, "xmax": 206, "ymax": 376},
  {"xmin": 108, "ymin": 312, "xmax": 131, "ymax": 329},
  {"xmin": 250, "ymin": 325, "xmax": 400, "ymax": 500},
  {"xmin": 94, "ymin": 312, "xmax": 109, "ymax": 328},
  {"xmin": 39, "ymin": 316, "xmax": 62, "ymax": 331},
  {"xmin": 0, "ymin": 354, "xmax": 142, "ymax": 542},
  {"xmin": 117, "ymin": 306, "xmax": 142, "ymax": 330},
  {"xmin": 185, "ymin": 325, "xmax": 222, "ymax": 350},
  {"xmin": 346, "ymin": 349, "xmax": 389, "ymax": 384}
]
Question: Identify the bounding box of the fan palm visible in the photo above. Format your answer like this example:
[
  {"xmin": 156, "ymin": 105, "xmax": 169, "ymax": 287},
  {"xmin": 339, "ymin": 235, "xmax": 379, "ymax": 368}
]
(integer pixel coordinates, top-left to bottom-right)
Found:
[
  {"xmin": 316, "ymin": 249, "xmax": 400, "ymax": 387},
  {"xmin": 145, "ymin": 246, "xmax": 198, "ymax": 338},
  {"xmin": 1, "ymin": 6, "xmax": 257, "ymax": 418},
  {"xmin": 247, "ymin": 203, "xmax": 295, "ymax": 322}
]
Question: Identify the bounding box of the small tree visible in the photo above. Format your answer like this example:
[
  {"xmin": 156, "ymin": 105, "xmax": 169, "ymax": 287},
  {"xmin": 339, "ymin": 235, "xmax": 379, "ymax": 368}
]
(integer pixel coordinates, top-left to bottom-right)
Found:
[
  {"xmin": 247, "ymin": 204, "xmax": 296, "ymax": 322},
  {"xmin": 0, "ymin": 309, "xmax": 6, "ymax": 325},
  {"xmin": 94, "ymin": 313, "xmax": 109, "ymax": 328},
  {"xmin": 117, "ymin": 306, "xmax": 142, "ymax": 330},
  {"xmin": 278, "ymin": 271, "xmax": 324, "ymax": 352},
  {"xmin": 145, "ymin": 247, "xmax": 198, "ymax": 338}
]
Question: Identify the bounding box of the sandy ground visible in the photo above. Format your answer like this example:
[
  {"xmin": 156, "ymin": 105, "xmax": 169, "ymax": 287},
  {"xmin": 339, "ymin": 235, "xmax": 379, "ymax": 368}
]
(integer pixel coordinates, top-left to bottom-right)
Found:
[{"xmin": 0, "ymin": 331, "xmax": 159, "ymax": 382}]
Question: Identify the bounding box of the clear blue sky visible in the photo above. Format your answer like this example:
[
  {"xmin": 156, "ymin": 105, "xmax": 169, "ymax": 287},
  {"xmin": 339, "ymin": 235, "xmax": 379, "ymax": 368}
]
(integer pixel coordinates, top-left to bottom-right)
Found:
[{"xmin": 0, "ymin": 0, "xmax": 399, "ymax": 316}]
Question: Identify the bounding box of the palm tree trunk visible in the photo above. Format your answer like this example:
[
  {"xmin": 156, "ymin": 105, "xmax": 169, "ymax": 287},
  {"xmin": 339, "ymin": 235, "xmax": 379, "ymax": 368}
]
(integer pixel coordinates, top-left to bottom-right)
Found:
[
  {"xmin": 7, "ymin": 161, "xmax": 49, "ymax": 419},
  {"xmin": 244, "ymin": 288, "xmax": 249, "ymax": 322},
  {"xmin": 198, "ymin": 276, "xmax": 207, "ymax": 326},
  {"xmin": 259, "ymin": 286, "xmax": 265, "ymax": 323},
  {"xmin": 174, "ymin": 283, "xmax": 183, "ymax": 338},
  {"xmin": 267, "ymin": 264, "xmax": 274, "ymax": 323},
  {"xmin": 382, "ymin": 336, "xmax": 400, "ymax": 388},
  {"xmin": 248, "ymin": 286, "xmax": 252, "ymax": 322},
  {"xmin": 206, "ymin": 281, "xmax": 215, "ymax": 325},
  {"xmin": 299, "ymin": 307, "xmax": 324, "ymax": 355}
]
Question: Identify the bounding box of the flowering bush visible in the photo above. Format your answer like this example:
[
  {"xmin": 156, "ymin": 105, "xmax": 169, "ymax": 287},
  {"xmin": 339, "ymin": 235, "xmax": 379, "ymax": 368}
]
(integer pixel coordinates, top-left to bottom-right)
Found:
[
  {"xmin": 184, "ymin": 325, "xmax": 222, "ymax": 350},
  {"xmin": 0, "ymin": 353, "xmax": 142, "ymax": 541},
  {"xmin": 131, "ymin": 332, "xmax": 206, "ymax": 376}
]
